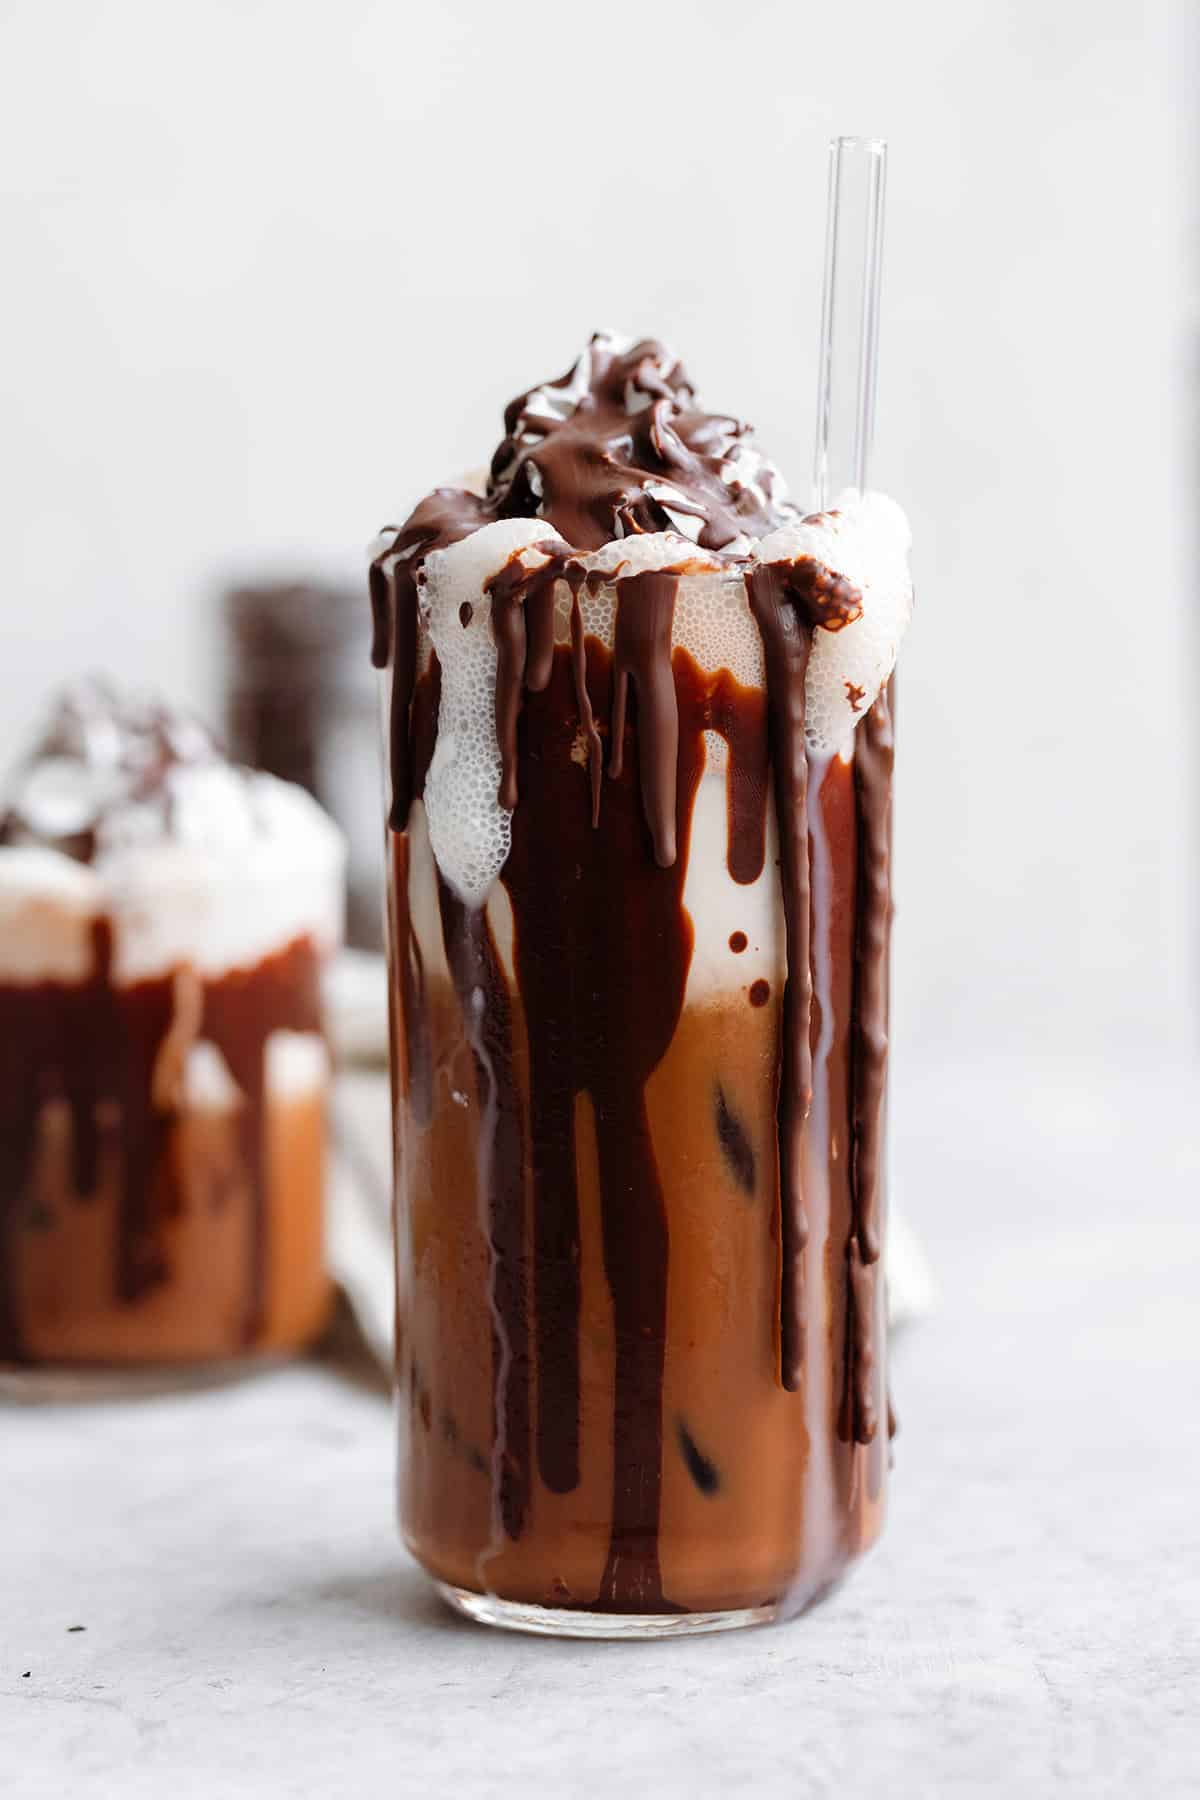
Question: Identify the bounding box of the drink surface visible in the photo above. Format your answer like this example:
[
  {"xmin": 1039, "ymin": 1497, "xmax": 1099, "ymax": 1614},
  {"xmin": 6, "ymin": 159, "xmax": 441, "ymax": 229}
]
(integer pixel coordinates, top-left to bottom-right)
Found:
[{"xmin": 375, "ymin": 335, "xmax": 910, "ymax": 1621}]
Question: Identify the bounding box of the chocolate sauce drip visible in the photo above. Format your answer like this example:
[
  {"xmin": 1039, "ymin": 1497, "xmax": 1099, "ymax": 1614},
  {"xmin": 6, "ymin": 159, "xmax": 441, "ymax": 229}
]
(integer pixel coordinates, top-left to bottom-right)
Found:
[
  {"xmin": 746, "ymin": 570, "xmax": 815, "ymax": 1392},
  {"xmin": 0, "ymin": 924, "xmax": 115, "ymax": 1359},
  {"xmin": 747, "ymin": 561, "xmax": 865, "ymax": 1391},
  {"xmin": 114, "ymin": 971, "xmax": 178, "ymax": 1304},
  {"xmin": 200, "ymin": 938, "xmax": 323, "ymax": 1344},
  {"xmin": 436, "ymin": 880, "xmax": 532, "ymax": 1540},
  {"xmin": 387, "ymin": 834, "xmax": 433, "ymax": 1131},
  {"xmin": 844, "ymin": 688, "xmax": 895, "ymax": 1444},
  {"xmin": 502, "ymin": 636, "xmax": 709, "ymax": 1609},
  {"xmin": 710, "ymin": 673, "xmax": 769, "ymax": 885},
  {"xmin": 372, "ymin": 559, "xmax": 417, "ymax": 835},
  {"xmin": 485, "ymin": 546, "xmax": 564, "ymax": 811},
  {"xmin": 490, "ymin": 335, "xmax": 793, "ymax": 553},
  {"xmin": 66, "ymin": 920, "xmax": 117, "ymax": 1195},
  {"xmin": 569, "ymin": 591, "xmax": 604, "ymax": 828},
  {"xmin": 369, "ymin": 490, "xmax": 490, "ymax": 830},
  {"xmin": 0, "ymin": 933, "xmax": 321, "ymax": 1361},
  {"xmin": 607, "ymin": 572, "xmax": 681, "ymax": 868},
  {"xmin": 409, "ymin": 654, "xmax": 441, "ymax": 810},
  {"xmin": 844, "ymin": 1239, "xmax": 878, "ymax": 1444}
]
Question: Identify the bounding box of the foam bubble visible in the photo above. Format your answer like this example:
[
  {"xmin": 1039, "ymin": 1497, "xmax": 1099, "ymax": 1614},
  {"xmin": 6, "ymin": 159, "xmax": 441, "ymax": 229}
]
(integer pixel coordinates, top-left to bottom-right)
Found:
[
  {"xmin": 756, "ymin": 490, "xmax": 912, "ymax": 754},
  {"xmin": 576, "ymin": 531, "xmax": 718, "ymax": 582},
  {"xmin": 547, "ymin": 534, "xmax": 766, "ymax": 691},
  {"xmin": 418, "ymin": 518, "xmax": 568, "ymax": 907}
]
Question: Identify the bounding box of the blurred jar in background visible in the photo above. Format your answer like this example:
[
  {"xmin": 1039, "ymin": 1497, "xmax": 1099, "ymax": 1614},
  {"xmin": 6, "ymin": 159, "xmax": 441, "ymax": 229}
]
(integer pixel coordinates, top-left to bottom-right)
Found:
[
  {"xmin": 0, "ymin": 684, "xmax": 344, "ymax": 1377},
  {"xmin": 223, "ymin": 578, "xmax": 382, "ymax": 951}
]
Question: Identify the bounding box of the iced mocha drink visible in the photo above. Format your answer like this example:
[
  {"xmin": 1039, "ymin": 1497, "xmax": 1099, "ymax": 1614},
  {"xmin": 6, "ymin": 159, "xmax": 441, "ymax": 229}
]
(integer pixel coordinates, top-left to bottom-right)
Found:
[
  {"xmin": 372, "ymin": 335, "xmax": 912, "ymax": 1631},
  {"xmin": 0, "ymin": 686, "xmax": 344, "ymax": 1367}
]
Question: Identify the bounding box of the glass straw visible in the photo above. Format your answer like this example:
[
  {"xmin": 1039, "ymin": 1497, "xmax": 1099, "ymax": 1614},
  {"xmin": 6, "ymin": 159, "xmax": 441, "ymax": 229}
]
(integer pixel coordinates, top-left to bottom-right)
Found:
[{"xmin": 812, "ymin": 136, "xmax": 888, "ymax": 510}]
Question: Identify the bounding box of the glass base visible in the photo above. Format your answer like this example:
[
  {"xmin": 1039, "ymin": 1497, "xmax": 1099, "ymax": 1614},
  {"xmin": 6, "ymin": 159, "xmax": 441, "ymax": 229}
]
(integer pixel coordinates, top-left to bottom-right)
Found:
[{"xmin": 436, "ymin": 1583, "xmax": 778, "ymax": 1640}]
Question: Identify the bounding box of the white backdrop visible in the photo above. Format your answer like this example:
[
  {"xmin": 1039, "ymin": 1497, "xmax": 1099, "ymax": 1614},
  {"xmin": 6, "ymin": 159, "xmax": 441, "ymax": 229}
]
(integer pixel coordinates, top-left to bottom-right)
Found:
[{"xmin": 0, "ymin": 0, "xmax": 1194, "ymax": 1064}]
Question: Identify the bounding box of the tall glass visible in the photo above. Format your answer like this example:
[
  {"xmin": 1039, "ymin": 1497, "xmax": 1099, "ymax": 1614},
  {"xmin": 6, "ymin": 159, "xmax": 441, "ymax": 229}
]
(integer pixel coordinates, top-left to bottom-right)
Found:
[{"xmin": 382, "ymin": 564, "xmax": 894, "ymax": 1636}]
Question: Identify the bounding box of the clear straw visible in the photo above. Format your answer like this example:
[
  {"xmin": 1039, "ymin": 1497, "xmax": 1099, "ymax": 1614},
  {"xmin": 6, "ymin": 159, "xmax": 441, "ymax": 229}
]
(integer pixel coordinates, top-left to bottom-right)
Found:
[{"xmin": 812, "ymin": 136, "xmax": 888, "ymax": 510}]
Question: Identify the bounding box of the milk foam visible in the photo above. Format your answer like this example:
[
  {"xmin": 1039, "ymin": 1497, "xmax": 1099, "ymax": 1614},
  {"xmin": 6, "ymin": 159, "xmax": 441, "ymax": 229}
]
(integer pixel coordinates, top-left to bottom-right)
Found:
[
  {"xmin": 0, "ymin": 769, "xmax": 344, "ymax": 986},
  {"xmin": 408, "ymin": 776, "xmax": 786, "ymax": 1008},
  {"xmin": 97, "ymin": 768, "xmax": 344, "ymax": 983},
  {"xmin": 755, "ymin": 490, "xmax": 912, "ymax": 754},
  {"xmin": 681, "ymin": 759, "xmax": 785, "ymax": 1000},
  {"xmin": 409, "ymin": 493, "xmax": 909, "ymax": 907},
  {"xmin": 418, "ymin": 519, "xmax": 568, "ymax": 908}
]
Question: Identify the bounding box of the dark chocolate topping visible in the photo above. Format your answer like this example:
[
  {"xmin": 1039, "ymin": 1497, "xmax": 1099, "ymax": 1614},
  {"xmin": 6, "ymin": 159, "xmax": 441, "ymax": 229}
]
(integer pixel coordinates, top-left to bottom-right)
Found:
[
  {"xmin": 369, "ymin": 333, "xmax": 792, "ymax": 828},
  {"xmin": 489, "ymin": 333, "xmax": 794, "ymax": 553}
]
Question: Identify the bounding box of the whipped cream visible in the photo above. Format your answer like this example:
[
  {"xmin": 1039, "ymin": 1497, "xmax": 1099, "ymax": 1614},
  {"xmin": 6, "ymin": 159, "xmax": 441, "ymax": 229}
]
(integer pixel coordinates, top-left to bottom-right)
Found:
[
  {"xmin": 96, "ymin": 768, "xmax": 344, "ymax": 984},
  {"xmin": 0, "ymin": 698, "xmax": 345, "ymax": 986}
]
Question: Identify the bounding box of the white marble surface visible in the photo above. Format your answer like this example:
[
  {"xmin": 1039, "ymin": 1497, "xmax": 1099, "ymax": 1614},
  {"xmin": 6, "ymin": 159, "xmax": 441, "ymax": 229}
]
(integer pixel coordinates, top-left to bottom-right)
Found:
[{"xmin": 4, "ymin": 1062, "xmax": 1198, "ymax": 1797}]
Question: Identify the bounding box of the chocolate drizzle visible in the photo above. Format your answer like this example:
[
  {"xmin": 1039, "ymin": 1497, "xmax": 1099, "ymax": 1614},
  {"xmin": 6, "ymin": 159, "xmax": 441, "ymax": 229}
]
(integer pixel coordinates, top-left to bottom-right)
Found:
[
  {"xmin": 0, "ymin": 921, "xmax": 119, "ymax": 1361},
  {"xmin": 485, "ymin": 545, "xmax": 563, "ymax": 811},
  {"xmin": 569, "ymin": 589, "xmax": 604, "ymax": 827},
  {"xmin": 0, "ymin": 934, "xmax": 321, "ymax": 1362},
  {"xmin": 843, "ymin": 687, "xmax": 895, "ymax": 1443},
  {"xmin": 387, "ymin": 834, "xmax": 433, "ymax": 1131},
  {"xmin": 436, "ymin": 880, "xmax": 531, "ymax": 1540},
  {"xmin": 501, "ymin": 636, "xmax": 713, "ymax": 1607},
  {"xmin": 710, "ymin": 672, "xmax": 769, "ymax": 886},
  {"xmin": 370, "ymin": 489, "xmax": 490, "ymax": 830},
  {"xmin": 746, "ymin": 570, "xmax": 815, "ymax": 1391},
  {"xmin": 747, "ymin": 560, "xmax": 864, "ymax": 1390},
  {"xmin": 112, "ymin": 966, "xmax": 176, "ymax": 1304},
  {"xmin": 607, "ymin": 572, "xmax": 681, "ymax": 867},
  {"xmin": 490, "ymin": 334, "xmax": 794, "ymax": 553}
]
